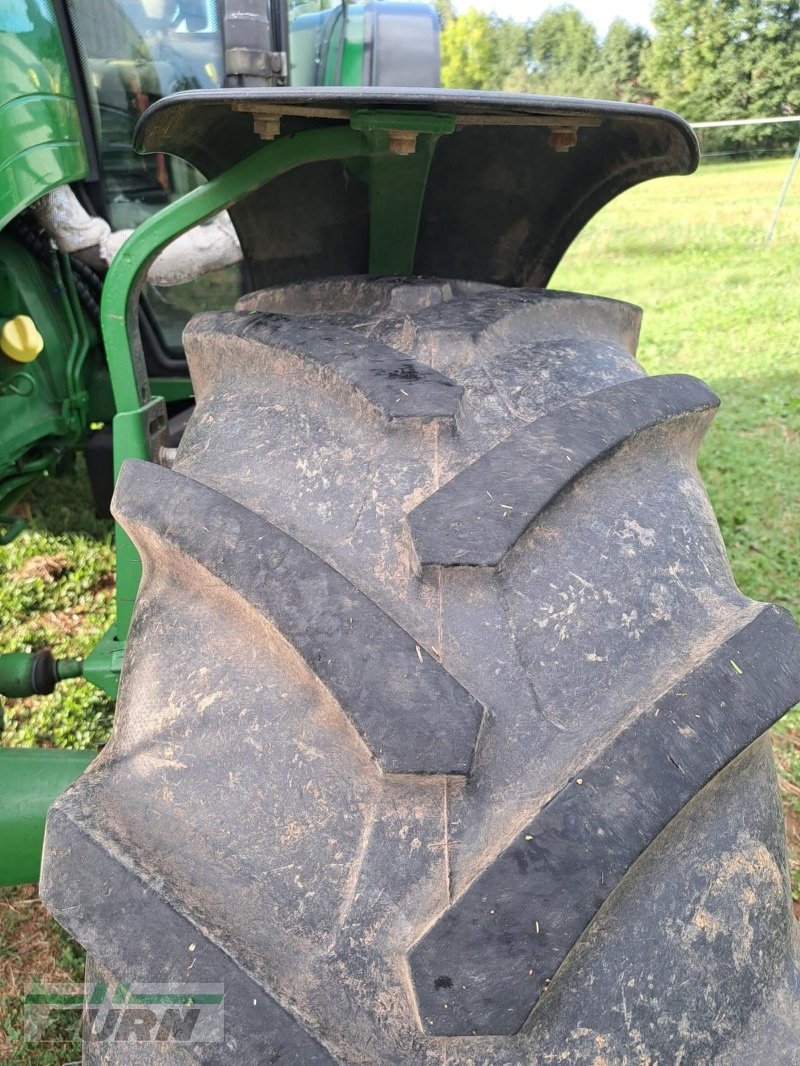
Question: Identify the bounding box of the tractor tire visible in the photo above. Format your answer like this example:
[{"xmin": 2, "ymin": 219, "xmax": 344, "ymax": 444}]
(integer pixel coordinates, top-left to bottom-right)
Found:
[{"xmin": 42, "ymin": 277, "xmax": 800, "ymax": 1064}]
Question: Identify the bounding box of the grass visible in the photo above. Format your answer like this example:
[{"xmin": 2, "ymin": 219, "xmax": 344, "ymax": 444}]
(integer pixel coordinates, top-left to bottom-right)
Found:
[
  {"xmin": 0, "ymin": 465, "xmax": 115, "ymax": 750},
  {"xmin": 0, "ymin": 156, "xmax": 799, "ymax": 1059},
  {"xmin": 0, "ymin": 886, "xmax": 84, "ymax": 1063}
]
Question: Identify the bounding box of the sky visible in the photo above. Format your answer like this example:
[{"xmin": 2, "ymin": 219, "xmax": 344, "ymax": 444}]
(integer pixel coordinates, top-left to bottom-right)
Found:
[{"xmin": 452, "ymin": 0, "xmax": 654, "ymax": 35}]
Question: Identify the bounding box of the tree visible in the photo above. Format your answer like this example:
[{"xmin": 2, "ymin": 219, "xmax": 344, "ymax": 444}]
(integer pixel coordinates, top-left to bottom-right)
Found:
[
  {"xmin": 491, "ymin": 18, "xmax": 533, "ymax": 91},
  {"xmin": 599, "ymin": 19, "xmax": 652, "ymax": 102},
  {"xmin": 526, "ymin": 5, "xmax": 605, "ymax": 97},
  {"xmin": 438, "ymin": 3, "xmax": 653, "ymax": 103},
  {"xmin": 439, "ymin": 7, "xmax": 498, "ymax": 90},
  {"xmin": 432, "ymin": 0, "xmax": 457, "ymax": 27},
  {"xmin": 644, "ymin": 0, "xmax": 800, "ymax": 122}
]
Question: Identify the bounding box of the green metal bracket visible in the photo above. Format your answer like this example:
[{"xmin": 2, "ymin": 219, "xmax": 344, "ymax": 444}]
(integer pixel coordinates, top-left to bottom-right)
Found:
[
  {"xmin": 83, "ymin": 626, "xmax": 125, "ymax": 699},
  {"xmin": 112, "ymin": 399, "xmax": 168, "ymax": 633},
  {"xmin": 101, "ymin": 111, "xmax": 455, "ymax": 643},
  {"xmin": 149, "ymin": 376, "xmax": 194, "ymax": 403},
  {"xmin": 350, "ymin": 111, "xmax": 456, "ymax": 276}
]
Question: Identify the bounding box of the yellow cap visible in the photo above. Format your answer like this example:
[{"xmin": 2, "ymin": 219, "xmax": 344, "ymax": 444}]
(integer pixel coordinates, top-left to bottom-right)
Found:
[{"xmin": 0, "ymin": 315, "xmax": 44, "ymax": 363}]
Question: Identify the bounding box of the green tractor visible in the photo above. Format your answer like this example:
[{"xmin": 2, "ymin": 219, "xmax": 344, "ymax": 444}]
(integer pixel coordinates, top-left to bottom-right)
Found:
[
  {"xmin": 3, "ymin": 1, "xmax": 800, "ymax": 1062},
  {"xmin": 0, "ymin": 0, "xmax": 440, "ymax": 527},
  {"xmin": 0, "ymin": 0, "xmax": 439, "ymax": 872}
]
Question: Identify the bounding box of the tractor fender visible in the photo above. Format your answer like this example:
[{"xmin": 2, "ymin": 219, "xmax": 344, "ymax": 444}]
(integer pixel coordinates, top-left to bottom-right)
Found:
[{"xmin": 132, "ymin": 87, "xmax": 698, "ymax": 290}]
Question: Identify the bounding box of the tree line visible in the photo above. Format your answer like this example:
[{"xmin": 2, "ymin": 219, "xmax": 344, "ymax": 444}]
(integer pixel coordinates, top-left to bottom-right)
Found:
[{"xmin": 434, "ymin": 0, "xmax": 800, "ymax": 125}]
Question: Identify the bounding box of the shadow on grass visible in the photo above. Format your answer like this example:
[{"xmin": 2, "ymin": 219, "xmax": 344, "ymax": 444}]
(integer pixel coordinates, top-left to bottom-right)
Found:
[{"xmin": 16, "ymin": 456, "xmax": 112, "ymax": 541}]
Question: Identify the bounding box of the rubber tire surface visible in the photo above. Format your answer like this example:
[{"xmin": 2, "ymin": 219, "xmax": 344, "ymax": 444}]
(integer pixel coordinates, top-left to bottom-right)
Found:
[{"xmin": 42, "ymin": 277, "xmax": 800, "ymax": 1064}]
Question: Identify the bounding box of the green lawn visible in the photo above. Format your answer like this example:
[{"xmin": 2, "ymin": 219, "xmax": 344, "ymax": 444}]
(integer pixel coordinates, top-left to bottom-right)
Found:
[
  {"xmin": 1, "ymin": 156, "xmax": 799, "ymax": 1058},
  {"xmin": 0, "ymin": 471, "xmax": 115, "ymax": 751}
]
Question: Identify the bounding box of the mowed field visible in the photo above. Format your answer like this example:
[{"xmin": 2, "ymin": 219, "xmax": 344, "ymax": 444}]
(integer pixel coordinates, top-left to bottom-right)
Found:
[{"xmin": 1, "ymin": 157, "xmax": 799, "ymax": 1060}]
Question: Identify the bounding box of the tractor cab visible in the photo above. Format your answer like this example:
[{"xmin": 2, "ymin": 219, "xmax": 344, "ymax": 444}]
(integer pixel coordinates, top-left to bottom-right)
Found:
[
  {"xmin": 0, "ymin": 0, "xmax": 441, "ymax": 522},
  {"xmin": 68, "ymin": 0, "xmax": 440, "ymax": 347}
]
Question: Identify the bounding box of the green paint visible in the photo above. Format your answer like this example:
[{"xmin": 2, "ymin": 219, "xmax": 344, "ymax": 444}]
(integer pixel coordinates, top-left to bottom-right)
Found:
[
  {"xmin": 0, "ymin": 236, "xmax": 95, "ymax": 513},
  {"xmin": 0, "ymin": 748, "xmax": 95, "ymax": 886},
  {"xmin": 83, "ymin": 626, "xmax": 125, "ymax": 699},
  {"xmin": 150, "ymin": 376, "xmax": 194, "ymax": 402},
  {"xmin": 0, "ymin": 653, "xmax": 42, "ymax": 698},
  {"xmin": 351, "ymin": 111, "xmax": 456, "ymax": 275},
  {"xmin": 0, "ymin": 653, "xmax": 80, "ymax": 699},
  {"xmin": 323, "ymin": 7, "xmax": 367, "ymax": 86},
  {"xmin": 0, "ymin": 96, "xmax": 87, "ymax": 231},
  {"xmin": 0, "ymin": 0, "xmax": 88, "ymax": 228}
]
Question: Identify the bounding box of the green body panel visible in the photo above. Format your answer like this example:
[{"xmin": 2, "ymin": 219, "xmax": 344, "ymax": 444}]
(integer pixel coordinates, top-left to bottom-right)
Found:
[
  {"xmin": 0, "ymin": 0, "xmax": 96, "ymax": 512},
  {"xmin": 0, "ymin": 748, "xmax": 95, "ymax": 885},
  {"xmin": 290, "ymin": 6, "xmax": 368, "ymax": 87},
  {"xmin": 0, "ymin": 0, "xmax": 88, "ymax": 229},
  {"xmin": 0, "ymin": 234, "xmax": 96, "ymax": 513},
  {"xmin": 324, "ymin": 8, "xmax": 368, "ymax": 86}
]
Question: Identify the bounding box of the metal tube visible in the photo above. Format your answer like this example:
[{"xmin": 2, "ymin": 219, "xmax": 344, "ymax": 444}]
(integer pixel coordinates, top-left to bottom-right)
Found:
[
  {"xmin": 101, "ymin": 124, "xmax": 370, "ymax": 417},
  {"xmin": 0, "ymin": 651, "xmax": 83, "ymax": 698},
  {"xmin": 765, "ymin": 133, "xmax": 800, "ymax": 245},
  {"xmin": 0, "ymin": 749, "xmax": 95, "ymax": 886},
  {"xmin": 102, "ymin": 124, "xmax": 372, "ymax": 637},
  {"xmin": 221, "ymin": 0, "xmax": 273, "ymax": 86}
]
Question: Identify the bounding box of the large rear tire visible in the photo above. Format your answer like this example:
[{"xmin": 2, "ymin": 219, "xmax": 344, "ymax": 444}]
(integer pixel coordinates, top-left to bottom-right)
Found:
[{"xmin": 43, "ymin": 277, "xmax": 800, "ymax": 1063}]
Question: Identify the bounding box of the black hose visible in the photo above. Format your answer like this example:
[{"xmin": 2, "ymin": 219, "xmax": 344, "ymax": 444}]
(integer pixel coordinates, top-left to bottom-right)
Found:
[
  {"xmin": 70, "ymin": 254, "xmax": 104, "ymax": 296},
  {"xmin": 7, "ymin": 215, "xmax": 103, "ymax": 323}
]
